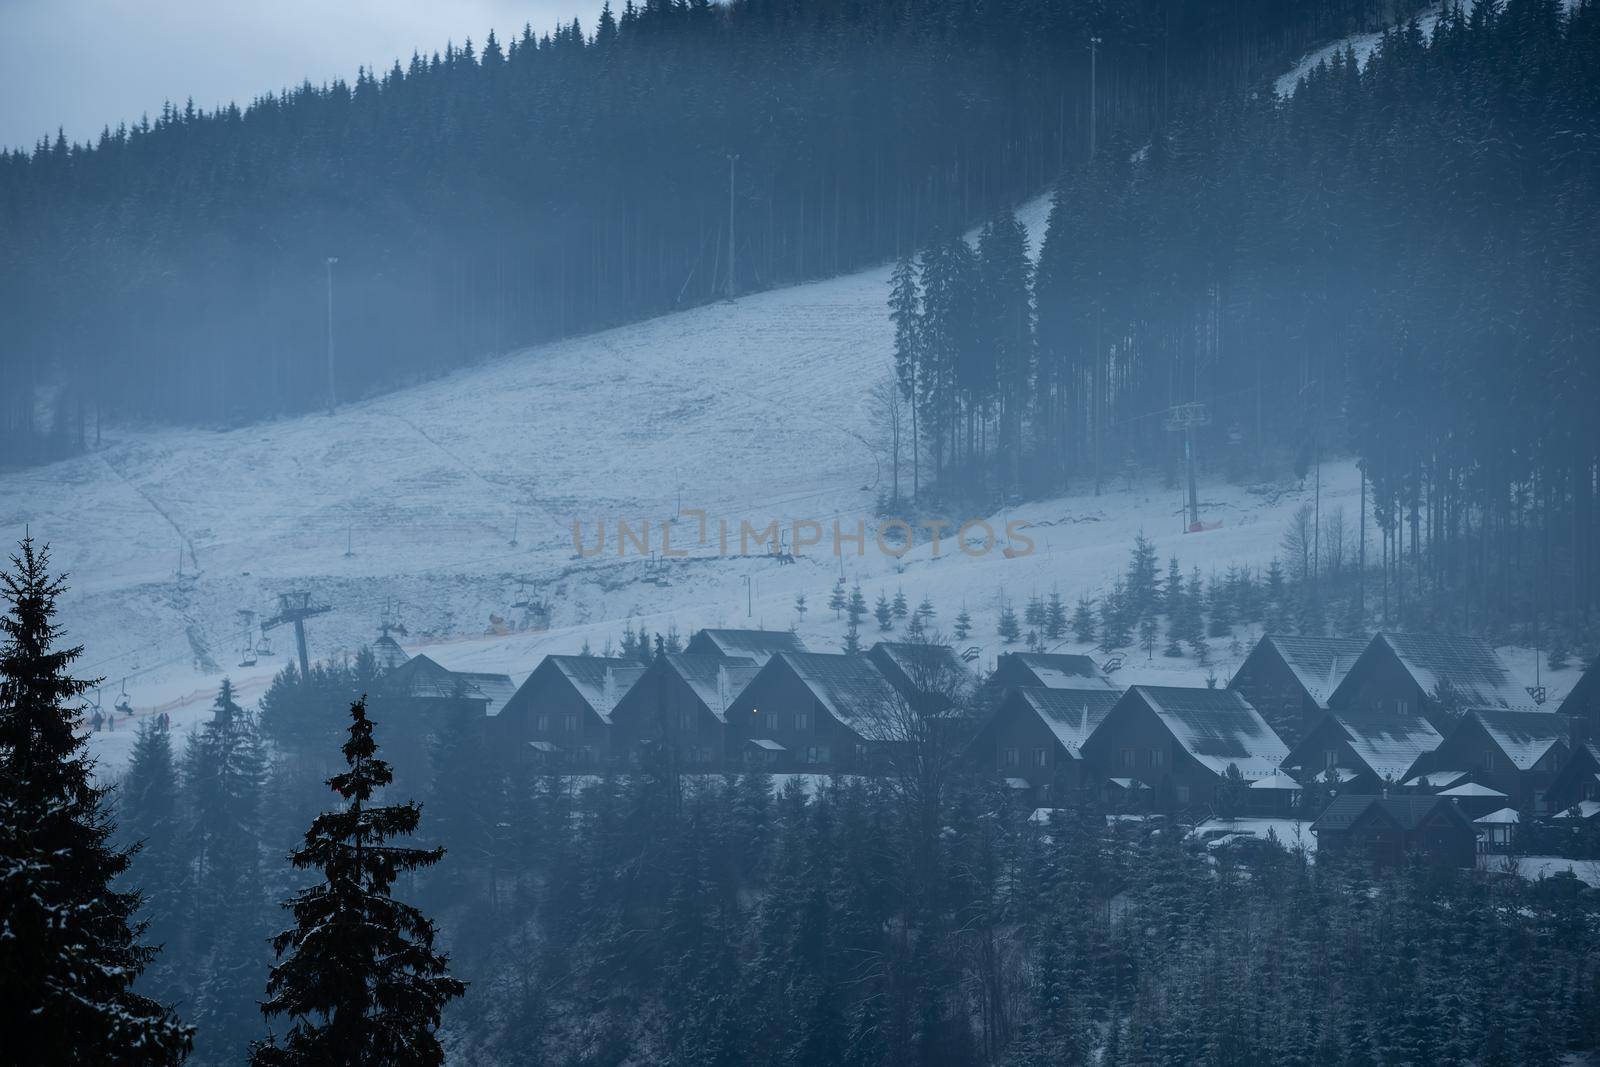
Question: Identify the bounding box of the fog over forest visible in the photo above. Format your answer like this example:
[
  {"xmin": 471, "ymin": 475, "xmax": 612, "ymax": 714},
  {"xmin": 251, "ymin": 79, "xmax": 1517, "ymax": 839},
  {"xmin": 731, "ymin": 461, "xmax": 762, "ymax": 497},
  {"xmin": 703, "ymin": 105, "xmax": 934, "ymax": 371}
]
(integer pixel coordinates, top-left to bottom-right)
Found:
[{"xmin": 3, "ymin": 0, "xmax": 1599, "ymax": 1064}]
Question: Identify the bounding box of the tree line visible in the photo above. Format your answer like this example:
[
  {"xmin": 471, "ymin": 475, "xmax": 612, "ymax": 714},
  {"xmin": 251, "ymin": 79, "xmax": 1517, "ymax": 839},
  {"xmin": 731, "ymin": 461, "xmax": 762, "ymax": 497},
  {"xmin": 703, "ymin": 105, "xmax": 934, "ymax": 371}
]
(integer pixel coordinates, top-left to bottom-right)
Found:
[
  {"xmin": 881, "ymin": 0, "xmax": 1600, "ymax": 648},
  {"xmin": 2, "ymin": 0, "xmax": 1414, "ymax": 465}
]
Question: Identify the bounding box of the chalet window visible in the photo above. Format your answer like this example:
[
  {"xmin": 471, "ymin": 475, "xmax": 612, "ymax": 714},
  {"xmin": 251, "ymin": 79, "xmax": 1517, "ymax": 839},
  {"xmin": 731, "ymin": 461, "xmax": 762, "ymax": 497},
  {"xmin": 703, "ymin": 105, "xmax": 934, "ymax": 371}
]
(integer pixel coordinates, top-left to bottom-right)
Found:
[
  {"xmin": 1396, "ymin": 699, "xmax": 1408, "ymax": 715},
  {"xmin": 1148, "ymin": 749, "xmax": 1165, "ymax": 769},
  {"xmin": 1324, "ymin": 750, "xmax": 1340, "ymax": 770},
  {"xmin": 564, "ymin": 713, "xmax": 579, "ymax": 734},
  {"xmin": 681, "ymin": 710, "xmax": 696, "ymax": 732},
  {"xmin": 1121, "ymin": 749, "xmax": 1136, "ymax": 770},
  {"xmin": 796, "ymin": 710, "xmax": 811, "ymax": 731},
  {"xmin": 855, "ymin": 743, "xmax": 868, "ymax": 763},
  {"xmin": 1483, "ymin": 751, "xmax": 1495, "ymax": 770},
  {"xmin": 1004, "ymin": 747, "xmax": 1020, "ymax": 768},
  {"xmin": 1177, "ymin": 785, "xmax": 1191, "ymax": 805},
  {"xmin": 536, "ymin": 714, "xmax": 549, "ymax": 732},
  {"xmin": 1034, "ymin": 748, "xmax": 1048, "ymax": 768},
  {"xmin": 769, "ymin": 714, "xmax": 784, "ymax": 731}
]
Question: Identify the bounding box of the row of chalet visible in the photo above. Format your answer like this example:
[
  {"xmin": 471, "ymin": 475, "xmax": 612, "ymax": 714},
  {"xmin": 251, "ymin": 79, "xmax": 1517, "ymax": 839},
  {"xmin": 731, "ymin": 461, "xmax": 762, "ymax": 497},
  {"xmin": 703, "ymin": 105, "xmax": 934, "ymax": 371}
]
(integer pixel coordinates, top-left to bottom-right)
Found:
[{"xmin": 360, "ymin": 621, "xmax": 1600, "ymax": 823}]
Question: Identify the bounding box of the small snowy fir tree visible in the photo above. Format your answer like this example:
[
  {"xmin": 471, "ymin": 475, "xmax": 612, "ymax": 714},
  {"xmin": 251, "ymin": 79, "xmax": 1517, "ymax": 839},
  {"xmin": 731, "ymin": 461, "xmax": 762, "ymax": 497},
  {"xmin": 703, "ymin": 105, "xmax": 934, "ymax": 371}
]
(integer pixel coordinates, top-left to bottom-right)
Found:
[
  {"xmin": 916, "ymin": 595, "xmax": 935, "ymax": 624},
  {"xmin": 1044, "ymin": 592, "xmax": 1067, "ymax": 641},
  {"xmin": 907, "ymin": 607, "xmax": 928, "ymax": 640},
  {"xmin": 844, "ymin": 618, "xmax": 863, "ymax": 655},
  {"xmin": 665, "ymin": 624, "xmax": 683, "ymax": 653},
  {"xmin": 252, "ymin": 698, "xmax": 464, "ymax": 1066},
  {"xmin": 793, "ymin": 591, "xmax": 807, "ymax": 624},
  {"xmin": 1126, "ymin": 532, "xmax": 1159, "ymax": 619},
  {"xmin": 997, "ymin": 602, "xmax": 1021, "ymax": 645},
  {"xmin": 892, "ymin": 588, "xmax": 909, "ymax": 620},
  {"xmin": 847, "ymin": 582, "xmax": 868, "ymax": 629},
  {"xmin": 1071, "ymin": 596, "xmax": 1097, "ymax": 643},
  {"xmin": 953, "ymin": 606, "xmax": 973, "ymax": 641},
  {"xmin": 579, "ymin": 638, "xmax": 594, "ymax": 657},
  {"xmin": 1139, "ymin": 617, "xmax": 1159, "ymax": 660},
  {"xmin": 829, "ymin": 577, "xmax": 847, "ymax": 619},
  {"xmin": 875, "ymin": 591, "xmax": 894, "ymax": 631},
  {"xmin": 1024, "ymin": 594, "xmax": 1046, "ymax": 630},
  {"xmin": 0, "ymin": 537, "xmax": 194, "ymax": 1064}
]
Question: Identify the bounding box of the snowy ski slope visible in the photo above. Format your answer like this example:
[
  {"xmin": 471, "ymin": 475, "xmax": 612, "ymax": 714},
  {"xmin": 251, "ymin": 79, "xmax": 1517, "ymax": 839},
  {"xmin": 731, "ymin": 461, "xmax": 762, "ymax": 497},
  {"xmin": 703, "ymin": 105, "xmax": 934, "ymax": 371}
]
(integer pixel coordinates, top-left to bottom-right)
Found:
[{"xmin": 3, "ymin": 39, "xmax": 1569, "ymax": 772}]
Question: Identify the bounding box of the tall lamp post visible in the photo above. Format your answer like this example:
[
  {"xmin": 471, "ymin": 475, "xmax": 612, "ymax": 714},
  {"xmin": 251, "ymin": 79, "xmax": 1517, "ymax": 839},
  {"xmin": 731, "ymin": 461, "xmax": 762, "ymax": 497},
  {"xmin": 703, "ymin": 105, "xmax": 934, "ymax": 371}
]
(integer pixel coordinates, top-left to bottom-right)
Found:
[
  {"xmin": 726, "ymin": 154, "xmax": 739, "ymax": 301},
  {"xmin": 325, "ymin": 256, "xmax": 339, "ymax": 414},
  {"xmin": 1089, "ymin": 36, "xmax": 1102, "ymax": 161}
]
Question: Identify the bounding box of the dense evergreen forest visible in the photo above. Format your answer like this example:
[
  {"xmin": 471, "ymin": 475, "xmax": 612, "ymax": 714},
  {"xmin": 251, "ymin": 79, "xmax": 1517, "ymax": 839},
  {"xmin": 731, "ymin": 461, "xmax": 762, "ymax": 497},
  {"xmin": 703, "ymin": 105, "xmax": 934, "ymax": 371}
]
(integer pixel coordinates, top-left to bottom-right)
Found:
[
  {"xmin": 110, "ymin": 651, "xmax": 1600, "ymax": 1066},
  {"xmin": 883, "ymin": 0, "xmax": 1600, "ymax": 643},
  {"xmin": 1, "ymin": 0, "xmax": 1409, "ymax": 462}
]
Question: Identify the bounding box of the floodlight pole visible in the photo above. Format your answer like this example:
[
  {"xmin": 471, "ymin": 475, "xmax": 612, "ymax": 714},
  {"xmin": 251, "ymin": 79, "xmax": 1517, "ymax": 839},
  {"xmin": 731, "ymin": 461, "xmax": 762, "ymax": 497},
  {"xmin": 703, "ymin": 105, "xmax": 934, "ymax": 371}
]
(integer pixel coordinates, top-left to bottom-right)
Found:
[{"xmin": 325, "ymin": 256, "xmax": 339, "ymax": 414}]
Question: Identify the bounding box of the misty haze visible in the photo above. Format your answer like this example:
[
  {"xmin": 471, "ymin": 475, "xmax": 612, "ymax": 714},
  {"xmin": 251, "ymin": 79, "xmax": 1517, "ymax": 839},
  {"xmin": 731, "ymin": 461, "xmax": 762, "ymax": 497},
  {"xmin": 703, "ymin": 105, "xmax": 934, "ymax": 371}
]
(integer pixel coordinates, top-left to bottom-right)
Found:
[{"xmin": 2, "ymin": 0, "xmax": 1599, "ymax": 1064}]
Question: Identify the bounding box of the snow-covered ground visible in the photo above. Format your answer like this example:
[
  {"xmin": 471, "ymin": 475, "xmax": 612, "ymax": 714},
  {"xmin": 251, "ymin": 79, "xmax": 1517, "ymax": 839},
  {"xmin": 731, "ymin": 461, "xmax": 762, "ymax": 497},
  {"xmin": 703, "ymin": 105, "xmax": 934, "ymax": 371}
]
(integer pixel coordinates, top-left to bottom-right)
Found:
[{"xmin": 4, "ymin": 34, "xmax": 1579, "ymax": 776}]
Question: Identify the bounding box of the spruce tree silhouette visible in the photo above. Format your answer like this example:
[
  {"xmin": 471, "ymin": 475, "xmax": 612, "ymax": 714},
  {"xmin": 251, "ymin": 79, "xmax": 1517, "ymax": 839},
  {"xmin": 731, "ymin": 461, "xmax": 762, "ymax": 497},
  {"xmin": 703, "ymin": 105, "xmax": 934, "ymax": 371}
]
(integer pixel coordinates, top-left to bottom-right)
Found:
[{"xmin": 253, "ymin": 696, "xmax": 464, "ymax": 1066}]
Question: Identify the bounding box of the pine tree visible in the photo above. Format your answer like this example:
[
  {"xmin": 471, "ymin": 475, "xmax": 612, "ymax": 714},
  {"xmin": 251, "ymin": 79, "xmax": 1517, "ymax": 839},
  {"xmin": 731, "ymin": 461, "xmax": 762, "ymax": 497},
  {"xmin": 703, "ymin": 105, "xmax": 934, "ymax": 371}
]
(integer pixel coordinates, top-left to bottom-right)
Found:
[
  {"xmin": 829, "ymin": 577, "xmax": 847, "ymax": 619},
  {"xmin": 0, "ymin": 537, "xmax": 193, "ymax": 1064},
  {"xmin": 253, "ymin": 698, "xmax": 465, "ymax": 1065},
  {"xmin": 844, "ymin": 619, "xmax": 863, "ymax": 656},
  {"xmin": 1071, "ymin": 596, "xmax": 1097, "ymax": 643},
  {"xmin": 119, "ymin": 718, "xmax": 184, "ymax": 1005},
  {"xmin": 1127, "ymin": 532, "xmax": 1159, "ymax": 620},
  {"xmin": 998, "ymin": 602, "xmax": 1021, "ymax": 645},
  {"xmin": 892, "ymin": 588, "xmax": 909, "ymax": 620},
  {"xmin": 1140, "ymin": 617, "xmax": 1159, "ymax": 660},
  {"xmin": 847, "ymin": 582, "xmax": 868, "ymax": 629},
  {"xmin": 889, "ymin": 254, "xmax": 923, "ymax": 501},
  {"xmin": 915, "ymin": 595, "xmax": 935, "ymax": 624},
  {"xmin": 1025, "ymin": 593, "xmax": 1046, "ymax": 630},
  {"xmin": 793, "ymin": 592, "xmax": 807, "ymax": 623},
  {"xmin": 953, "ymin": 606, "xmax": 973, "ymax": 641},
  {"xmin": 875, "ymin": 592, "xmax": 894, "ymax": 632},
  {"xmin": 1045, "ymin": 592, "xmax": 1067, "ymax": 641}
]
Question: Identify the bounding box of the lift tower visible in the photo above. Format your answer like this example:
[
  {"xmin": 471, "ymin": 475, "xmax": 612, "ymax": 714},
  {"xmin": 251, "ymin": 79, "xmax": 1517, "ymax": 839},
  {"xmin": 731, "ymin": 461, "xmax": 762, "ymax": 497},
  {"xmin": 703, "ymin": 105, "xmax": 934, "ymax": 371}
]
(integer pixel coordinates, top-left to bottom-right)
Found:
[{"xmin": 261, "ymin": 591, "xmax": 332, "ymax": 680}]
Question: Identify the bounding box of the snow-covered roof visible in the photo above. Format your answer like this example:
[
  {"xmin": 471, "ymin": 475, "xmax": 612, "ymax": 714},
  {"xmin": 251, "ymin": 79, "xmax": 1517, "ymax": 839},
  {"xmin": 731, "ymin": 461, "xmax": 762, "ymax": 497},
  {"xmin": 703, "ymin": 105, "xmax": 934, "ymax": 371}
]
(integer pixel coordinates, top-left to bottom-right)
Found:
[
  {"xmin": 1250, "ymin": 771, "xmax": 1304, "ymax": 791},
  {"xmin": 1107, "ymin": 777, "xmax": 1150, "ymax": 790},
  {"xmin": 372, "ymin": 633, "xmax": 411, "ymax": 672},
  {"xmin": 1330, "ymin": 711, "xmax": 1443, "ymax": 783},
  {"xmin": 1401, "ymin": 769, "xmax": 1470, "ymax": 789},
  {"xmin": 662, "ymin": 654, "xmax": 761, "ymax": 723},
  {"xmin": 1258, "ymin": 634, "xmax": 1369, "ymax": 708},
  {"xmin": 1467, "ymin": 709, "xmax": 1566, "ymax": 770},
  {"xmin": 1474, "ymin": 807, "xmax": 1520, "ymax": 825},
  {"xmin": 869, "ymin": 641, "xmax": 969, "ymax": 690},
  {"xmin": 777, "ymin": 651, "xmax": 902, "ymax": 732},
  {"xmin": 378, "ymin": 654, "xmax": 514, "ymax": 715},
  {"xmin": 1001, "ymin": 652, "xmax": 1118, "ymax": 691},
  {"xmin": 1011, "ymin": 687, "xmax": 1121, "ymax": 757},
  {"xmin": 1373, "ymin": 632, "xmax": 1537, "ymax": 710},
  {"xmin": 747, "ymin": 738, "xmax": 786, "ymax": 751},
  {"xmin": 545, "ymin": 655, "xmax": 647, "ymax": 724},
  {"xmin": 1439, "ymin": 781, "xmax": 1507, "ymax": 798},
  {"xmin": 686, "ymin": 628, "xmax": 807, "ymax": 664},
  {"xmin": 1556, "ymin": 800, "xmax": 1600, "ymax": 819},
  {"xmin": 1130, "ymin": 686, "xmax": 1289, "ymax": 780}
]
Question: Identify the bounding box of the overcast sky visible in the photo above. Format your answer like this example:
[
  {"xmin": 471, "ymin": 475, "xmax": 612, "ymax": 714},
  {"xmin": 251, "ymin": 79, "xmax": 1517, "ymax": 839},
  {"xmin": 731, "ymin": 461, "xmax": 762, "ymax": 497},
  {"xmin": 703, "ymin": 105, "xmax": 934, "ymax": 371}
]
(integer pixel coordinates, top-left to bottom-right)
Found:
[{"xmin": 0, "ymin": 0, "xmax": 591, "ymax": 151}]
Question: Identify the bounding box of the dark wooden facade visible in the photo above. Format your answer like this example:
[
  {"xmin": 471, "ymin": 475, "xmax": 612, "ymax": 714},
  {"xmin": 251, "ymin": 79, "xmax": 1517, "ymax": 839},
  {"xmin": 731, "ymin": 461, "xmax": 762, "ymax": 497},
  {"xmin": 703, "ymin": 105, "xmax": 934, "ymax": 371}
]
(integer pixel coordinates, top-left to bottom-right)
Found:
[
  {"xmin": 1542, "ymin": 740, "xmax": 1600, "ymax": 815},
  {"xmin": 1558, "ymin": 664, "xmax": 1599, "ymax": 739},
  {"xmin": 966, "ymin": 687, "xmax": 1121, "ymax": 801},
  {"xmin": 609, "ymin": 654, "xmax": 758, "ymax": 768},
  {"xmin": 494, "ymin": 655, "xmax": 642, "ymax": 767},
  {"xmin": 988, "ymin": 652, "xmax": 1115, "ymax": 691},
  {"xmin": 1422, "ymin": 710, "xmax": 1568, "ymax": 813},
  {"xmin": 1281, "ymin": 711, "xmax": 1442, "ymax": 794},
  {"xmin": 723, "ymin": 652, "xmax": 902, "ymax": 772},
  {"xmin": 1328, "ymin": 633, "xmax": 1536, "ymax": 730},
  {"xmin": 1312, "ymin": 795, "xmax": 1478, "ymax": 869},
  {"xmin": 1228, "ymin": 634, "xmax": 1367, "ymax": 746}
]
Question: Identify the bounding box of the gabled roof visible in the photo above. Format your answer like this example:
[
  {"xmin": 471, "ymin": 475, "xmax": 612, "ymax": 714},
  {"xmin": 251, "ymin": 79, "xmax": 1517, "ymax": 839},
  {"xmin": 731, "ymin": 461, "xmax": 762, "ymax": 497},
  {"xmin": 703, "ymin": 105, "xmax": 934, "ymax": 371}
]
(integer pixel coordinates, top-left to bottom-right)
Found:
[
  {"xmin": 1330, "ymin": 711, "xmax": 1444, "ymax": 783},
  {"xmin": 542, "ymin": 655, "xmax": 646, "ymax": 724},
  {"xmin": 372, "ymin": 634, "xmax": 411, "ymax": 672},
  {"xmin": 997, "ymin": 652, "xmax": 1117, "ymax": 691},
  {"xmin": 378, "ymin": 654, "xmax": 512, "ymax": 714},
  {"xmin": 1251, "ymin": 634, "xmax": 1369, "ymax": 708},
  {"xmin": 1401, "ymin": 769, "xmax": 1470, "ymax": 789},
  {"xmin": 1466, "ymin": 709, "xmax": 1567, "ymax": 770},
  {"xmin": 660, "ymin": 654, "xmax": 760, "ymax": 723},
  {"xmin": 1556, "ymin": 662, "xmax": 1599, "ymax": 717},
  {"xmin": 1338, "ymin": 633, "xmax": 1536, "ymax": 711},
  {"xmin": 869, "ymin": 641, "xmax": 969, "ymax": 689},
  {"xmin": 1127, "ymin": 686, "xmax": 1289, "ymax": 780},
  {"xmin": 776, "ymin": 651, "xmax": 902, "ymax": 730},
  {"xmin": 1312, "ymin": 794, "xmax": 1472, "ymax": 834},
  {"xmin": 685, "ymin": 628, "xmax": 807, "ymax": 664},
  {"xmin": 1008, "ymin": 687, "xmax": 1121, "ymax": 757}
]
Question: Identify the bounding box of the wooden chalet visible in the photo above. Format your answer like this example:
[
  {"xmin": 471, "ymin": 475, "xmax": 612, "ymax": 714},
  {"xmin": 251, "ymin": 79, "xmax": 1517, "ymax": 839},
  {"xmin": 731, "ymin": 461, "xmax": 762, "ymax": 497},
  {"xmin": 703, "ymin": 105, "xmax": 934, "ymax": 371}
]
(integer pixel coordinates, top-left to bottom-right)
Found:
[
  {"xmin": 867, "ymin": 640, "xmax": 972, "ymax": 712},
  {"xmin": 369, "ymin": 653, "xmax": 515, "ymax": 786},
  {"xmin": 988, "ymin": 652, "xmax": 1117, "ymax": 691},
  {"xmin": 1545, "ymin": 740, "xmax": 1600, "ymax": 816},
  {"xmin": 1417, "ymin": 709, "xmax": 1569, "ymax": 813},
  {"xmin": 494, "ymin": 655, "xmax": 644, "ymax": 766},
  {"xmin": 1228, "ymin": 634, "xmax": 1368, "ymax": 745},
  {"xmin": 965, "ymin": 687, "xmax": 1122, "ymax": 801},
  {"xmin": 1078, "ymin": 686, "xmax": 1289, "ymax": 811},
  {"xmin": 1328, "ymin": 632, "xmax": 1538, "ymax": 728},
  {"xmin": 609, "ymin": 653, "xmax": 761, "ymax": 768},
  {"xmin": 1281, "ymin": 710, "xmax": 1443, "ymax": 793},
  {"xmin": 1311, "ymin": 795, "xmax": 1477, "ymax": 869},
  {"xmin": 1557, "ymin": 661, "xmax": 1599, "ymax": 738},
  {"xmin": 683, "ymin": 627, "xmax": 807, "ymax": 665},
  {"xmin": 723, "ymin": 651, "xmax": 904, "ymax": 772}
]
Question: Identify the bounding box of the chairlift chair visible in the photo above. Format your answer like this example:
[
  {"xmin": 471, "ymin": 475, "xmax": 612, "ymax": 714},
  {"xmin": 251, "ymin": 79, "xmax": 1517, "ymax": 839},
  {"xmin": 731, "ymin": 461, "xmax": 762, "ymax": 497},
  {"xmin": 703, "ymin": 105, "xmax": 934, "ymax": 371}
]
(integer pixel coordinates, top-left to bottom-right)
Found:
[{"xmin": 114, "ymin": 677, "xmax": 133, "ymax": 717}]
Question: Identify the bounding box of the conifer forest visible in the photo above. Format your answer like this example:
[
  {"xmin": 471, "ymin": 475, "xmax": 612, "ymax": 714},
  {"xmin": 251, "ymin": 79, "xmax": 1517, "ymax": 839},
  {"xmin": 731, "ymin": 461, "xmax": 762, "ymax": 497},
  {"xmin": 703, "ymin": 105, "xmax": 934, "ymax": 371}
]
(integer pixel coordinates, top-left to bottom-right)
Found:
[{"xmin": 4, "ymin": 0, "xmax": 1600, "ymax": 1064}]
